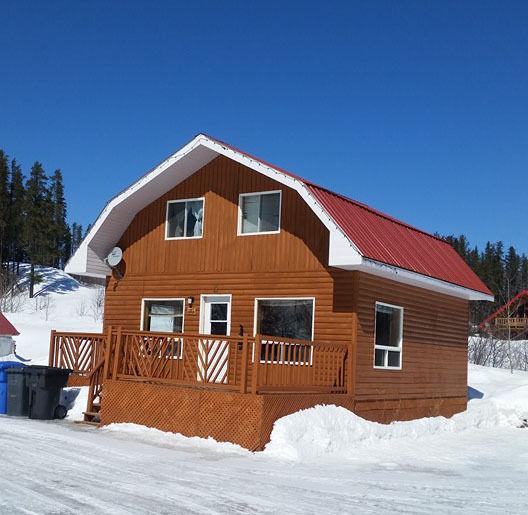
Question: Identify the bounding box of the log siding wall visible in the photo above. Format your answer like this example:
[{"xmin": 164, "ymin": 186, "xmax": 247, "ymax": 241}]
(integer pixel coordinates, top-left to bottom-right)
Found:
[{"xmin": 103, "ymin": 155, "xmax": 470, "ymax": 425}]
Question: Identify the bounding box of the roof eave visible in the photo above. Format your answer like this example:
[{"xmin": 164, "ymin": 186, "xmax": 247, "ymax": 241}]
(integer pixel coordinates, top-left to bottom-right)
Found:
[{"xmin": 337, "ymin": 258, "xmax": 494, "ymax": 302}]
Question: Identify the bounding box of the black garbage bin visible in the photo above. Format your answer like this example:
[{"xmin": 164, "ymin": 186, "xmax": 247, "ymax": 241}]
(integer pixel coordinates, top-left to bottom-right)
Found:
[
  {"xmin": 6, "ymin": 367, "xmax": 29, "ymax": 416},
  {"xmin": 25, "ymin": 366, "xmax": 71, "ymax": 420}
]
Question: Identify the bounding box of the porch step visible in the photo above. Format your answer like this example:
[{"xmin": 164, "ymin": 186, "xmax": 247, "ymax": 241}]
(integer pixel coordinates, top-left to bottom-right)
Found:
[
  {"xmin": 83, "ymin": 411, "xmax": 101, "ymax": 424},
  {"xmin": 74, "ymin": 420, "xmax": 100, "ymax": 427}
]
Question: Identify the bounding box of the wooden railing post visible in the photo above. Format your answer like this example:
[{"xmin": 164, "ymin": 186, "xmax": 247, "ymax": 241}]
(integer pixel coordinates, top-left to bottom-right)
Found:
[
  {"xmin": 48, "ymin": 330, "xmax": 56, "ymax": 367},
  {"xmin": 239, "ymin": 335, "xmax": 249, "ymax": 394},
  {"xmin": 102, "ymin": 325, "xmax": 113, "ymax": 381},
  {"xmin": 112, "ymin": 326, "xmax": 123, "ymax": 380},
  {"xmin": 251, "ymin": 335, "xmax": 261, "ymax": 394}
]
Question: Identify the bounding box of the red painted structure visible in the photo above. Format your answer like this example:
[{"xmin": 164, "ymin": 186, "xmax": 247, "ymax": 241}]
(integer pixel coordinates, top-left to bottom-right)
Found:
[{"xmin": 0, "ymin": 313, "xmax": 19, "ymax": 336}]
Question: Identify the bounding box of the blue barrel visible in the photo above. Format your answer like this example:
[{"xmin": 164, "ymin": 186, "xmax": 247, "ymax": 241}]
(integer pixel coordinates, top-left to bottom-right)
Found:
[{"xmin": 0, "ymin": 362, "xmax": 26, "ymax": 414}]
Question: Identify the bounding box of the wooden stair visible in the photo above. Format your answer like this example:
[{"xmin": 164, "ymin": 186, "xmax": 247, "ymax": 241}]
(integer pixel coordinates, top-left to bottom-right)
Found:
[{"xmin": 83, "ymin": 401, "xmax": 101, "ymax": 424}]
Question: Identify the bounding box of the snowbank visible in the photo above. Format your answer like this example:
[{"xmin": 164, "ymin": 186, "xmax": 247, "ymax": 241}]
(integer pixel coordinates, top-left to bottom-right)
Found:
[{"xmin": 264, "ymin": 364, "xmax": 528, "ymax": 461}]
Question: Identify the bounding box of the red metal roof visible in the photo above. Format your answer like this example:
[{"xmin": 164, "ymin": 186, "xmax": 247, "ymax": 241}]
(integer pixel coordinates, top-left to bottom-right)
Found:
[
  {"xmin": 307, "ymin": 185, "xmax": 492, "ymax": 295},
  {"xmin": 206, "ymin": 134, "xmax": 493, "ymax": 296},
  {"xmin": 0, "ymin": 312, "xmax": 19, "ymax": 336}
]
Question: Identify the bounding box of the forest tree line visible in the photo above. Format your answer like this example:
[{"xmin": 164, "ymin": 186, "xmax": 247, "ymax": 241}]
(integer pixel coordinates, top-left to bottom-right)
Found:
[
  {"xmin": 442, "ymin": 234, "xmax": 528, "ymax": 324},
  {"xmin": 0, "ymin": 149, "xmax": 88, "ymax": 296}
]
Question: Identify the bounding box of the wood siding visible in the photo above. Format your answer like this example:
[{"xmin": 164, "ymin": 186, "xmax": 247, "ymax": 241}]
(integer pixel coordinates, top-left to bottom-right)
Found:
[
  {"xmin": 103, "ymin": 154, "xmax": 470, "ymax": 424},
  {"xmin": 353, "ymin": 272, "xmax": 469, "ymax": 420},
  {"xmin": 117, "ymin": 155, "xmax": 328, "ymax": 276},
  {"xmin": 105, "ymin": 155, "xmax": 355, "ymax": 345}
]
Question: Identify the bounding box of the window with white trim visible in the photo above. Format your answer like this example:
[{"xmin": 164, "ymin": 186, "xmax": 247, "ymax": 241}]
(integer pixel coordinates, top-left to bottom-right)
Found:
[
  {"xmin": 239, "ymin": 191, "xmax": 281, "ymax": 234},
  {"xmin": 141, "ymin": 299, "xmax": 185, "ymax": 359},
  {"xmin": 166, "ymin": 198, "xmax": 204, "ymax": 239},
  {"xmin": 255, "ymin": 298, "xmax": 314, "ymax": 364},
  {"xmin": 142, "ymin": 299, "xmax": 184, "ymax": 333},
  {"xmin": 374, "ymin": 302, "xmax": 403, "ymax": 369}
]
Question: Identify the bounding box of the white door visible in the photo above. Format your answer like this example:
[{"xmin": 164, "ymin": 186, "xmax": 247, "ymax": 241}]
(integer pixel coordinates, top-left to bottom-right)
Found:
[
  {"xmin": 201, "ymin": 296, "xmax": 231, "ymax": 336},
  {"xmin": 198, "ymin": 296, "xmax": 231, "ymax": 383}
]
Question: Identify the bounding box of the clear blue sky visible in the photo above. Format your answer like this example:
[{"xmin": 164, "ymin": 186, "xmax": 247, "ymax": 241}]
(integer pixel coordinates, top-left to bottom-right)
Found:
[{"xmin": 1, "ymin": 1, "xmax": 527, "ymax": 253}]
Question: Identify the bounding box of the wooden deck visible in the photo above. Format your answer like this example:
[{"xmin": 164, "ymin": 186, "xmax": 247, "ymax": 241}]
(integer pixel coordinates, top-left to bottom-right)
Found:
[{"xmin": 49, "ymin": 328, "xmax": 350, "ymax": 426}]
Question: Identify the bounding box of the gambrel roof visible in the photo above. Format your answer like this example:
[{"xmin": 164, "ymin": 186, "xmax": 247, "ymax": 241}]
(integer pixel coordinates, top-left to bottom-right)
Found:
[{"xmin": 66, "ymin": 134, "xmax": 493, "ymax": 301}]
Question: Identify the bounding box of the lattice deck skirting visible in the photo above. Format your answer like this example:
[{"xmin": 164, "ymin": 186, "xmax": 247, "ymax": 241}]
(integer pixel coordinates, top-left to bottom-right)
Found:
[{"xmin": 99, "ymin": 380, "xmax": 466, "ymax": 450}]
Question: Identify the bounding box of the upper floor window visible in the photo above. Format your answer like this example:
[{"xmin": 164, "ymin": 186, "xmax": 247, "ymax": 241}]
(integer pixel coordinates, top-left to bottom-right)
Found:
[
  {"xmin": 238, "ymin": 191, "xmax": 281, "ymax": 235},
  {"xmin": 166, "ymin": 198, "xmax": 204, "ymax": 239},
  {"xmin": 374, "ymin": 302, "xmax": 403, "ymax": 370}
]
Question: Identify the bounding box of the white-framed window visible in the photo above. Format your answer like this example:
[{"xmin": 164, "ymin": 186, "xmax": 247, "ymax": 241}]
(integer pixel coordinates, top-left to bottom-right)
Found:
[
  {"xmin": 238, "ymin": 191, "xmax": 281, "ymax": 235},
  {"xmin": 374, "ymin": 302, "xmax": 403, "ymax": 370},
  {"xmin": 254, "ymin": 297, "xmax": 315, "ymax": 364},
  {"xmin": 141, "ymin": 298, "xmax": 185, "ymax": 359},
  {"xmin": 165, "ymin": 198, "xmax": 204, "ymax": 239}
]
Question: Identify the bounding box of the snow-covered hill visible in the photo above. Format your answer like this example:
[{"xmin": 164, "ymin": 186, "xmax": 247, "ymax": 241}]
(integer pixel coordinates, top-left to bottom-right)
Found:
[{"xmin": 2, "ymin": 265, "xmax": 102, "ymax": 364}]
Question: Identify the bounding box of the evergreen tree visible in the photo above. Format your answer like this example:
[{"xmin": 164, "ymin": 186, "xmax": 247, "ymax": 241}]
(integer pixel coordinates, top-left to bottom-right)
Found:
[
  {"xmin": 0, "ymin": 150, "xmax": 9, "ymax": 266},
  {"xmin": 24, "ymin": 162, "xmax": 50, "ymax": 297},
  {"xmin": 49, "ymin": 170, "xmax": 69, "ymax": 267},
  {"xmin": 71, "ymin": 223, "xmax": 83, "ymax": 253},
  {"xmin": 6, "ymin": 159, "xmax": 26, "ymax": 272}
]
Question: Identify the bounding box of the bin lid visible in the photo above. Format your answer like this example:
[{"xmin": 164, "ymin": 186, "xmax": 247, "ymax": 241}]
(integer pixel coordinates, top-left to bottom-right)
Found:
[
  {"xmin": 0, "ymin": 361, "xmax": 26, "ymax": 381},
  {"xmin": 25, "ymin": 365, "xmax": 72, "ymax": 376},
  {"xmin": 0, "ymin": 361, "xmax": 25, "ymax": 370}
]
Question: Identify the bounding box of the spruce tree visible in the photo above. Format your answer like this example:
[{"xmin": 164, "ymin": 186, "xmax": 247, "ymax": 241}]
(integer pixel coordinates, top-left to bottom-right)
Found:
[
  {"xmin": 7, "ymin": 159, "xmax": 26, "ymax": 272},
  {"xmin": 0, "ymin": 150, "xmax": 9, "ymax": 267},
  {"xmin": 24, "ymin": 162, "xmax": 49, "ymax": 297},
  {"xmin": 49, "ymin": 170, "xmax": 69, "ymax": 267}
]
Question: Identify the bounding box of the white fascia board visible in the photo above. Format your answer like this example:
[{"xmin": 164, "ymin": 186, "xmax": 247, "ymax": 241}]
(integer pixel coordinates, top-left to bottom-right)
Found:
[{"xmin": 345, "ymin": 258, "xmax": 494, "ymax": 302}]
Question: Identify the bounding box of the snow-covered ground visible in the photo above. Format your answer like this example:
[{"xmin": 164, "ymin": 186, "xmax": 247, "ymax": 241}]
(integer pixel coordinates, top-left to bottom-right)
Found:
[
  {"xmin": 1, "ymin": 365, "xmax": 528, "ymax": 514},
  {"xmin": 3, "ymin": 265, "xmax": 102, "ymax": 364},
  {"xmin": 1, "ymin": 267, "xmax": 528, "ymax": 513}
]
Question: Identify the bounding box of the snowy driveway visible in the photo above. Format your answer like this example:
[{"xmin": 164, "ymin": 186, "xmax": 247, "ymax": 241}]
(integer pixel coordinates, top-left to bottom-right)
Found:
[{"xmin": 0, "ymin": 416, "xmax": 527, "ymax": 514}]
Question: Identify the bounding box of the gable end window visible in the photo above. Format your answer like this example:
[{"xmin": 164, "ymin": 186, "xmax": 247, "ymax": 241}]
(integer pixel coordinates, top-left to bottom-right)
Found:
[
  {"xmin": 239, "ymin": 191, "xmax": 281, "ymax": 235},
  {"xmin": 166, "ymin": 198, "xmax": 204, "ymax": 239},
  {"xmin": 374, "ymin": 302, "xmax": 403, "ymax": 370}
]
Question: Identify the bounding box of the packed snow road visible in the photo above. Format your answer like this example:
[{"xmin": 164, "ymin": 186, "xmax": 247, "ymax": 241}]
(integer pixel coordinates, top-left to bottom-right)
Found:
[{"xmin": 0, "ymin": 415, "xmax": 527, "ymax": 515}]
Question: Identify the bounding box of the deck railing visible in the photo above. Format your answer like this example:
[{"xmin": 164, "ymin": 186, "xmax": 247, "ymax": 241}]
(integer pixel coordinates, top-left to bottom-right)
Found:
[
  {"xmin": 49, "ymin": 328, "xmax": 350, "ymax": 395},
  {"xmin": 495, "ymin": 317, "xmax": 528, "ymax": 329},
  {"xmin": 49, "ymin": 330, "xmax": 107, "ymax": 384}
]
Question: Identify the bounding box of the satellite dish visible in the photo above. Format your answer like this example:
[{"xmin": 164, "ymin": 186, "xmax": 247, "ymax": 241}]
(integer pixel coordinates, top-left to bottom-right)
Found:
[{"xmin": 106, "ymin": 247, "xmax": 123, "ymax": 268}]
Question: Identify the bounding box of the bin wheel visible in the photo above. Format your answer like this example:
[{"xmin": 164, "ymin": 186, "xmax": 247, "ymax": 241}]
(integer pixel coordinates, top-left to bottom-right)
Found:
[{"xmin": 54, "ymin": 405, "xmax": 68, "ymax": 420}]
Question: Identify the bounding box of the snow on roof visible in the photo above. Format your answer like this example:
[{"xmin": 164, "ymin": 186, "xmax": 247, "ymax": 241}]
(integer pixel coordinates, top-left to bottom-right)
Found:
[
  {"xmin": 66, "ymin": 134, "xmax": 493, "ymax": 301},
  {"xmin": 0, "ymin": 313, "xmax": 19, "ymax": 336}
]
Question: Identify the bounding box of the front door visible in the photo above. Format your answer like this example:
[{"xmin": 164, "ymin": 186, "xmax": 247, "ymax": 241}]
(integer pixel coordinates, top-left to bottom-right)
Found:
[{"xmin": 198, "ymin": 295, "xmax": 231, "ymax": 383}]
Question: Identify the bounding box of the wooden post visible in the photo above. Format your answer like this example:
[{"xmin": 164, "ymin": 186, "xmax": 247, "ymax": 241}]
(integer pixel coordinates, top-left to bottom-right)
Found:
[
  {"xmin": 251, "ymin": 335, "xmax": 261, "ymax": 395},
  {"xmin": 102, "ymin": 325, "xmax": 113, "ymax": 381},
  {"xmin": 112, "ymin": 326, "xmax": 123, "ymax": 380},
  {"xmin": 239, "ymin": 335, "xmax": 249, "ymax": 394},
  {"xmin": 48, "ymin": 330, "xmax": 56, "ymax": 367}
]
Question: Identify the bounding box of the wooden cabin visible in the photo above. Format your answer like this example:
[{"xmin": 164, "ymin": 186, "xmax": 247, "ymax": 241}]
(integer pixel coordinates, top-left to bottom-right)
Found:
[
  {"xmin": 479, "ymin": 290, "xmax": 528, "ymax": 339},
  {"xmin": 51, "ymin": 134, "xmax": 493, "ymax": 450}
]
